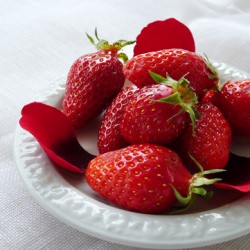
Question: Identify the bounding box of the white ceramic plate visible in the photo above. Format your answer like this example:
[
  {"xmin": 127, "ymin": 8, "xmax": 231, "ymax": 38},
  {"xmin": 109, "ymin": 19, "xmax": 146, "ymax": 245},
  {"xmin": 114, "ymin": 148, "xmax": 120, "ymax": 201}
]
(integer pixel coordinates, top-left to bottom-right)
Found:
[{"xmin": 14, "ymin": 62, "xmax": 250, "ymax": 249}]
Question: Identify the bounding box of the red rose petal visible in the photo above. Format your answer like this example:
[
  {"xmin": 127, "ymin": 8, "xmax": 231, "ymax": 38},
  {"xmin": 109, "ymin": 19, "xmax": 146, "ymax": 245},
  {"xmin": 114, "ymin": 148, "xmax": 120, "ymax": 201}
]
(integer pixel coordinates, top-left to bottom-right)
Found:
[
  {"xmin": 214, "ymin": 154, "xmax": 250, "ymax": 192},
  {"xmin": 19, "ymin": 102, "xmax": 94, "ymax": 173},
  {"xmin": 134, "ymin": 18, "xmax": 195, "ymax": 56}
]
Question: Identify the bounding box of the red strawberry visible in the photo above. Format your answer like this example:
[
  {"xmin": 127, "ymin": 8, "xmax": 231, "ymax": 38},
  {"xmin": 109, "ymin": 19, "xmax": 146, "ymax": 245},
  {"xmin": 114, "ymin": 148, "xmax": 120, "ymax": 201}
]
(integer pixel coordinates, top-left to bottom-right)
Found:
[
  {"xmin": 62, "ymin": 30, "xmax": 134, "ymax": 128},
  {"xmin": 202, "ymin": 89, "xmax": 218, "ymax": 104},
  {"xmin": 174, "ymin": 103, "xmax": 232, "ymax": 171},
  {"xmin": 123, "ymin": 48, "xmax": 218, "ymax": 99},
  {"xmin": 120, "ymin": 72, "xmax": 199, "ymax": 146},
  {"xmin": 86, "ymin": 144, "xmax": 223, "ymax": 214},
  {"xmin": 98, "ymin": 85, "xmax": 139, "ymax": 154},
  {"xmin": 214, "ymin": 79, "xmax": 250, "ymax": 136}
]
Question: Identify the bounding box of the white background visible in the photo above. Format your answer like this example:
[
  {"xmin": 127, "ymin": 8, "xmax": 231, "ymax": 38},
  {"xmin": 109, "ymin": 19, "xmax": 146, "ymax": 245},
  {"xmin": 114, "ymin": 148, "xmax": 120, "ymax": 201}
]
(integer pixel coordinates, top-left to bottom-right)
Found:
[{"xmin": 1, "ymin": 0, "xmax": 250, "ymax": 249}]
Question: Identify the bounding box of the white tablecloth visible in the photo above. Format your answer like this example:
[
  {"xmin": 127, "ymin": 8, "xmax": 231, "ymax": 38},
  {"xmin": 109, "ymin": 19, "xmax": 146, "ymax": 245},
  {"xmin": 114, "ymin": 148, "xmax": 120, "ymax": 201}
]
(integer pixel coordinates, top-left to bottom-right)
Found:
[{"xmin": 1, "ymin": 0, "xmax": 250, "ymax": 249}]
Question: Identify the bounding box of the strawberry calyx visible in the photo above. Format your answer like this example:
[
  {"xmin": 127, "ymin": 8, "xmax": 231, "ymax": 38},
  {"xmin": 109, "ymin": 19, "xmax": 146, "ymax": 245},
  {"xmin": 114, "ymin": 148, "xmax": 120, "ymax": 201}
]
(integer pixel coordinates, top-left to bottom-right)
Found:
[
  {"xmin": 203, "ymin": 54, "xmax": 219, "ymax": 81},
  {"xmin": 86, "ymin": 28, "xmax": 135, "ymax": 63},
  {"xmin": 171, "ymin": 154, "xmax": 225, "ymax": 212},
  {"xmin": 149, "ymin": 71, "xmax": 200, "ymax": 130}
]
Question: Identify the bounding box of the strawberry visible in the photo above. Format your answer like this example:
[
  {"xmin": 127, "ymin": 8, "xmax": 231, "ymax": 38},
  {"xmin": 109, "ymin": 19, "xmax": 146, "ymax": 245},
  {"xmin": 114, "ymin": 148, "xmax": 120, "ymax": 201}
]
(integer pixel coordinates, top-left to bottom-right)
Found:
[
  {"xmin": 174, "ymin": 103, "xmax": 232, "ymax": 171},
  {"xmin": 97, "ymin": 85, "xmax": 139, "ymax": 154},
  {"xmin": 123, "ymin": 48, "xmax": 218, "ymax": 99},
  {"xmin": 86, "ymin": 144, "xmax": 223, "ymax": 214},
  {"xmin": 120, "ymin": 72, "xmax": 199, "ymax": 146},
  {"xmin": 62, "ymin": 30, "xmax": 134, "ymax": 128},
  {"xmin": 212, "ymin": 79, "xmax": 250, "ymax": 136}
]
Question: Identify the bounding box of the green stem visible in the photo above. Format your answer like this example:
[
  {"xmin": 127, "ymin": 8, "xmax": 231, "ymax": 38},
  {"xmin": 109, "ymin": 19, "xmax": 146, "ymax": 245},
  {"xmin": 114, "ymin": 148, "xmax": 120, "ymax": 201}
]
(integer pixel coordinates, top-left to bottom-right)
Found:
[
  {"xmin": 149, "ymin": 71, "xmax": 200, "ymax": 130},
  {"xmin": 171, "ymin": 155, "xmax": 226, "ymax": 212}
]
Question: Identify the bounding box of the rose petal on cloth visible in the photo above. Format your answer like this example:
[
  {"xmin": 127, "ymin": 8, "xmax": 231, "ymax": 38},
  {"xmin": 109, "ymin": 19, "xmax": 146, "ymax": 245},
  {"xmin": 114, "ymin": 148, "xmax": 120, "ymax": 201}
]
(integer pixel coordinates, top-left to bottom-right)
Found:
[
  {"xmin": 133, "ymin": 18, "xmax": 195, "ymax": 56},
  {"xmin": 214, "ymin": 154, "xmax": 250, "ymax": 192},
  {"xmin": 19, "ymin": 102, "xmax": 95, "ymax": 173}
]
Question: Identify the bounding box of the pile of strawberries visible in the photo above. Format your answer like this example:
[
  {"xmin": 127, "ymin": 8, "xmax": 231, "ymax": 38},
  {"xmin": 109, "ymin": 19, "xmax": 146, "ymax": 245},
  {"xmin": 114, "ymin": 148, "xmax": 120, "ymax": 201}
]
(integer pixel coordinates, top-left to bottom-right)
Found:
[{"xmin": 61, "ymin": 19, "xmax": 250, "ymax": 214}]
